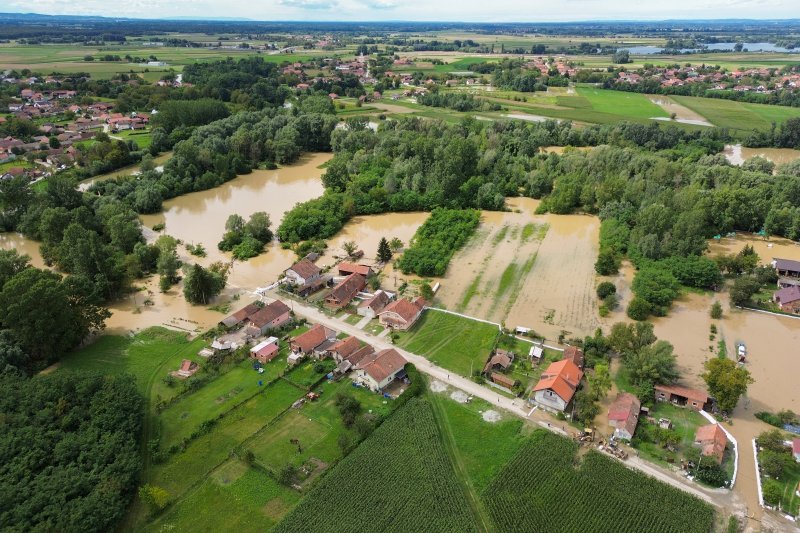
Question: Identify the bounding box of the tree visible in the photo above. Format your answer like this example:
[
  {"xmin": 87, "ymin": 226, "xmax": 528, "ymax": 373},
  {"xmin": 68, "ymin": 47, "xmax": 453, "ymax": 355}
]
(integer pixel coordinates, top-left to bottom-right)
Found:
[
  {"xmin": 595, "ymin": 249, "xmax": 619, "ymax": 275},
  {"xmin": 574, "ymin": 389, "xmax": 600, "ymax": 425},
  {"xmin": 693, "ymin": 456, "xmax": 728, "ymax": 487},
  {"xmin": 225, "ymin": 214, "xmax": 245, "ymax": 234},
  {"xmin": 608, "ymin": 321, "xmax": 656, "ymax": 357},
  {"xmin": 710, "ymin": 301, "xmax": 723, "ymax": 319},
  {"xmin": 156, "ymin": 236, "xmax": 180, "ymax": 290},
  {"xmin": 244, "ymin": 211, "xmax": 273, "ymax": 243},
  {"xmin": 626, "ymin": 297, "xmax": 652, "ymax": 321},
  {"xmin": 702, "ymin": 358, "xmax": 753, "ymax": 414},
  {"xmin": 420, "ymin": 282, "xmax": 434, "ymax": 301},
  {"xmin": 342, "ymin": 240, "xmax": 358, "ymax": 258},
  {"xmin": 729, "ymin": 276, "xmax": 761, "ymax": 307},
  {"xmin": 377, "ymin": 237, "xmax": 392, "ymax": 263},
  {"xmin": 278, "ymin": 464, "xmax": 297, "ymax": 486},
  {"xmin": 613, "ymin": 50, "xmax": 631, "ymax": 64},
  {"xmin": 762, "ymin": 479, "xmax": 784, "ymax": 507},
  {"xmin": 388, "ymin": 237, "xmax": 404, "ymax": 252},
  {"xmin": 760, "ymin": 449, "xmax": 792, "ymax": 479},
  {"xmin": 587, "ymin": 363, "xmax": 612, "ymax": 401},
  {"xmin": 596, "ymin": 281, "xmax": 616, "ymax": 299},
  {"xmin": 625, "ymin": 340, "xmax": 680, "ymax": 387},
  {"xmin": 138, "ymin": 484, "xmax": 170, "ymax": 512},
  {"xmin": 757, "ymin": 429, "xmax": 790, "ymax": 453},
  {"xmin": 183, "ymin": 263, "xmax": 226, "ymax": 305}
]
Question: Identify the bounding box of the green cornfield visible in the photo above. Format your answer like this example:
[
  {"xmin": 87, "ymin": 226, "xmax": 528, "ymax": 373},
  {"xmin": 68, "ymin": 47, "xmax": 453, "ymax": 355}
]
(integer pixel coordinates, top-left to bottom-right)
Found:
[
  {"xmin": 482, "ymin": 431, "xmax": 715, "ymax": 533},
  {"xmin": 273, "ymin": 397, "xmax": 478, "ymax": 533}
]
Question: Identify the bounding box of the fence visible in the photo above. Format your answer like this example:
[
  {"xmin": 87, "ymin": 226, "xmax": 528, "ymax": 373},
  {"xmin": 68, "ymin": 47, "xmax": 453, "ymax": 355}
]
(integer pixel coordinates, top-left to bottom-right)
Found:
[{"xmin": 699, "ymin": 410, "xmax": 739, "ymax": 488}]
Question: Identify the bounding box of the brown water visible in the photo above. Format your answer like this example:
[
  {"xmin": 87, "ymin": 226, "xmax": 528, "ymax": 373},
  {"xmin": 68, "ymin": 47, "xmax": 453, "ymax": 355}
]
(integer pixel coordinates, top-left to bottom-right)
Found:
[
  {"xmin": 723, "ymin": 144, "xmax": 800, "ymax": 166},
  {"xmin": 541, "ymin": 146, "xmax": 594, "ymax": 155},
  {"xmin": 78, "ymin": 152, "xmax": 173, "ymax": 191},
  {"xmin": 647, "ymin": 96, "xmax": 713, "ymax": 127},
  {"xmin": 0, "ymin": 232, "xmax": 46, "ymax": 268}
]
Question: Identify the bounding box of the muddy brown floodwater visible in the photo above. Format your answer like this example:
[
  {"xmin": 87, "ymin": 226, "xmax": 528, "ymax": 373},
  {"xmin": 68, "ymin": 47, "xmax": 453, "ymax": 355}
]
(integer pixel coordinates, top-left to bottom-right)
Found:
[
  {"xmin": 77, "ymin": 151, "xmax": 173, "ymax": 191},
  {"xmin": 723, "ymin": 144, "xmax": 800, "ymax": 167},
  {"xmin": 647, "ymin": 96, "xmax": 713, "ymax": 127},
  {"xmin": 0, "ymin": 232, "xmax": 47, "ymax": 269}
]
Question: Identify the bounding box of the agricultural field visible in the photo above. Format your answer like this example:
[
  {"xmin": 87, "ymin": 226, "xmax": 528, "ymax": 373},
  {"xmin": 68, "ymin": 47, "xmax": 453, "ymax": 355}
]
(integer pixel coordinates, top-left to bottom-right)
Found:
[
  {"xmin": 672, "ymin": 95, "xmax": 800, "ymax": 132},
  {"xmin": 273, "ymin": 396, "xmax": 479, "ymax": 532},
  {"xmin": 396, "ymin": 310, "xmax": 499, "ymax": 377},
  {"xmin": 482, "ymin": 431, "xmax": 716, "ymax": 533},
  {"xmin": 576, "ymin": 88, "xmax": 669, "ymax": 120}
]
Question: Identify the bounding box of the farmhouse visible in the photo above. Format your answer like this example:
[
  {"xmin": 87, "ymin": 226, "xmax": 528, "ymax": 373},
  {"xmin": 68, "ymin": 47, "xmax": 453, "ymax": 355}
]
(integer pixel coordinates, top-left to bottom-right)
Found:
[
  {"xmin": 325, "ymin": 273, "xmax": 366, "ymax": 308},
  {"xmin": 345, "ymin": 344, "xmax": 376, "ymax": 366},
  {"xmin": 250, "ymin": 337, "xmax": 280, "ymax": 364},
  {"xmin": 694, "ymin": 423, "xmax": 727, "ymax": 464},
  {"xmin": 290, "ymin": 323, "xmax": 337, "ymax": 355},
  {"xmin": 607, "ymin": 392, "xmax": 641, "ymax": 441},
  {"xmin": 220, "ymin": 302, "xmax": 261, "ymax": 328},
  {"xmin": 378, "ymin": 297, "xmax": 425, "ymax": 330},
  {"xmin": 353, "ymin": 348, "xmax": 408, "ymax": 392},
  {"xmin": 530, "ymin": 359, "xmax": 583, "ymax": 412},
  {"xmin": 654, "ymin": 384, "xmax": 710, "ymax": 411},
  {"xmin": 562, "ymin": 346, "xmax": 585, "ymax": 368},
  {"xmin": 337, "ymin": 262, "xmax": 373, "ymax": 277},
  {"xmin": 483, "ymin": 349, "xmax": 514, "ymax": 374},
  {"xmin": 357, "ymin": 290, "xmax": 390, "ymax": 318},
  {"xmin": 773, "ymin": 285, "xmax": 800, "ymax": 313},
  {"xmin": 173, "ymin": 359, "xmax": 199, "ymax": 379},
  {"xmin": 329, "ymin": 335, "xmax": 363, "ymax": 362},
  {"xmin": 245, "ymin": 300, "xmax": 291, "ymax": 336},
  {"xmin": 284, "ymin": 258, "xmax": 321, "ymax": 286},
  {"xmin": 773, "ymin": 258, "xmax": 800, "ymax": 278}
]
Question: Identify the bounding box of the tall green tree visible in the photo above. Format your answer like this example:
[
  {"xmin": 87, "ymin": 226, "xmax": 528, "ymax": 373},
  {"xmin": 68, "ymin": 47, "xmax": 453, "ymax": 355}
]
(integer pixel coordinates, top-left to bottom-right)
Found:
[
  {"xmin": 377, "ymin": 237, "xmax": 392, "ymax": 263},
  {"xmin": 183, "ymin": 263, "xmax": 227, "ymax": 305},
  {"xmin": 702, "ymin": 358, "xmax": 754, "ymax": 413}
]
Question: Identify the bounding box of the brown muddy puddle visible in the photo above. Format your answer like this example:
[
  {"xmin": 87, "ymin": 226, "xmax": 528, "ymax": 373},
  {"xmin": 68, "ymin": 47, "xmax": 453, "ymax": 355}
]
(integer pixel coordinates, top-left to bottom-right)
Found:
[
  {"xmin": 723, "ymin": 144, "xmax": 800, "ymax": 166},
  {"xmin": 647, "ymin": 96, "xmax": 713, "ymax": 127},
  {"xmin": 434, "ymin": 197, "xmax": 601, "ymax": 340}
]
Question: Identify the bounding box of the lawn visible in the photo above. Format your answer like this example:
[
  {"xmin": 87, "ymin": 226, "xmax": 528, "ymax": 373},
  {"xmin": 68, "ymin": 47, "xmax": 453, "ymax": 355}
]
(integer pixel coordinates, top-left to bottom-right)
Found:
[
  {"xmin": 577, "ymin": 88, "xmax": 669, "ymax": 119},
  {"xmin": 144, "ymin": 459, "xmax": 300, "ymax": 533},
  {"xmin": 114, "ymin": 128, "xmax": 153, "ymax": 149},
  {"xmin": 673, "ymin": 95, "xmax": 800, "ymax": 131},
  {"xmin": 631, "ymin": 401, "xmax": 708, "ymax": 466},
  {"xmin": 396, "ymin": 309, "xmax": 499, "ymax": 377}
]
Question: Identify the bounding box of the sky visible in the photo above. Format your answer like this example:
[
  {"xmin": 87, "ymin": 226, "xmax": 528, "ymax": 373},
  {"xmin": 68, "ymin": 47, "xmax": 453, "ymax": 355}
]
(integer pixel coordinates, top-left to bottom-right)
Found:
[{"xmin": 2, "ymin": 0, "xmax": 796, "ymax": 22}]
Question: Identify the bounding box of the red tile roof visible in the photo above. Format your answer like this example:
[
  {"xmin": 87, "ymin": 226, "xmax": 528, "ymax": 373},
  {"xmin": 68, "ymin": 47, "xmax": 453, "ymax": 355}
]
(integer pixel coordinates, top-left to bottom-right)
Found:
[
  {"xmin": 338, "ymin": 262, "xmax": 372, "ymax": 276},
  {"xmin": 222, "ymin": 302, "xmax": 261, "ymax": 326},
  {"xmin": 327, "ymin": 273, "xmax": 366, "ymax": 306},
  {"xmin": 346, "ymin": 345, "xmax": 375, "ymax": 365},
  {"xmin": 248, "ymin": 300, "xmax": 290, "ymax": 328},
  {"xmin": 695, "ymin": 423, "xmax": 727, "ymax": 463},
  {"xmin": 562, "ymin": 346, "xmax": 584, "ymax": 368},
  {"xmin": 292, "ymin": 323, "xmax": 335, "ymax": 353},
  {"xmin": 358, "ymin": 290, "xmax": 389, "ymax": 312},
  {"xmin": 491, "ymin": 372, "xmax": 517, "ymax": 389},
  {"xmin": 379, "ymin": 297, "xmax": 424, "ymax": 324},
  {"xmin": 331, "ymin": 336, "xmax": 361, "ymax": 359},
  {"xmin": 654, "ymin": 384, "xmax": 708, "ymax": 404},
  {"xmin": 356, "ymin": 348, "xmax": 407, "ymax": 384},
  {"xmin": 287, "ymin": 258, "xmax": 320, "ymax": 280},
  {"xmin": 532, "ymin": 359, "xmax": 583, "ymax": 403},
  {"xmin": 792, "ymin": 438, "xmax": 800, "ymax": 455}
]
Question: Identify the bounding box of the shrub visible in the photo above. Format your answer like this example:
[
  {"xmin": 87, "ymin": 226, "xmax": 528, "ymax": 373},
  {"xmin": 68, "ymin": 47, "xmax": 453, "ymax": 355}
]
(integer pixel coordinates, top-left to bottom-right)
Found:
[{"xmin": 596, "ymin": 281, "xmax": 617, "ymax": 299}]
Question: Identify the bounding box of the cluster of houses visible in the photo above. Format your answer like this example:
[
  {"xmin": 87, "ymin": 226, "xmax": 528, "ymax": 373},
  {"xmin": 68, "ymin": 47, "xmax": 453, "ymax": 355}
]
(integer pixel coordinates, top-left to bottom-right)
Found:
[
  {"xmin": 615, "ymin": 65, "xmax": 800, "ymax": 93},
  {"xmin": 772, "ymin": 258, "xmax": 800, "ymax": 313},
  {"xmin": 282, "ymin": 257, "xmax": 426, "ymax": 331}
]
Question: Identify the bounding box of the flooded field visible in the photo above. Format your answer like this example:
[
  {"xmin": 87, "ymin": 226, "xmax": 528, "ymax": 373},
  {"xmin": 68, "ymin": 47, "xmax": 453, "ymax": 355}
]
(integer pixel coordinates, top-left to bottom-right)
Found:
[
  {"xmin": 435, "ymin": 197, "xmax": 601, "ymax": 340},
  {"xmin": 723, "ymin": 144, "xmax": 800, "ymax": 166},
  {"xmin": 78, "ymin": 151, "xmax": 173, "ymax": 191},
  {"xmin": 647, "ymin": 96, "xmax": 713, "ymax": 126}
]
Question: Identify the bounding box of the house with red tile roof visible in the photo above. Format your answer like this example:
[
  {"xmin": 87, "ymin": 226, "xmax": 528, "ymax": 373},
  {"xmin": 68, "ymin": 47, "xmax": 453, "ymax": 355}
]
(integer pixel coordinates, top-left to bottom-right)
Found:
[
  {"xmin": 220, "ymin": 302, "xmax": 261, "ymax": 328},
  {"xmin": 250, "ymin": 337, "xmax": 280, "ymax": 364},
  {"xmin": 329, "ymin": 335, "xmax": 363, "ymax": 362},
  {"xmin": 694, "ymin": 423, "xmax": 727, "ymax": 464},
  {"xmin": 337, "ymin": 262, "xmax": 373, "ymax": 277},
  {"xmin": 172, "ymin": 359, "xmax": 199, "ymax": 379},
  {"xmin": 654, "ymin": 384, "xmax": 709, "ymax": 411},
  {"xmin": 357, "ymin": 289, "xmax": 390, "ymax": 318},
  {"xmin": 562, "ymin": 345, "xmax": 584, "ymax": 369},
  {"xmin": 285, "ymin": 258, "xmax": 321, "ymax": 286},
  {"xmin": 773, "ymin": 285, "xmax": 800, "ymax": 313},
  {"xmin": 244, "ymin": 300, "xmax": 291, "ymax": 336},
  {"xmin": 607, "ymin": 392, "xmax": 641, "ymax": 440},
  {"xmin": 378, "ymin": 297, "xmax": 425, "ymax": 330},
  {"xmin": 325, "ymin": 273, "xmax": 366, "ymax": 308},
  {"xmin": 353, "ymin": 348, "xmax": 408, "ymax": 392},
  {"xmin": 290, "ymin": 323, "xmax": 337, "ymax": 355},
  {"xmin": 530, "ymin": 359, "xmax": 583, "ymax": 412}
]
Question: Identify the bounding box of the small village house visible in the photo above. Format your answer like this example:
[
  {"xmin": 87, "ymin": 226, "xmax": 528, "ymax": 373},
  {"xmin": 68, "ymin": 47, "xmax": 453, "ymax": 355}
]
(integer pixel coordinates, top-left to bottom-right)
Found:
[
  {"xmin": 773, "ymin": 285, "xmax": 800, "ymax": 313},
  {"xmin": 562, "ymin": 346, "xmax": 585, "ymax": 368},
  {"xmin": 250, "ymin": 337, "xmax": 280, "ymax": 364},
  {"xmin": 529, "ymin": 344, "xmax": 544, "ymax": 363},
  {"xmin": 325, "ymin": 273, "xmax": 366, "ymax": 308},
  {"xmin": 772, "ymin": 258, "xmax": 800, "ymax": 278},
  {"xmin": 654, "ymin": 384, "xmax": 710, "ymax": 411},
  {"xmin": 337, "ymin": 262, "xmax": 373, "ymax": 277},
  {"xmin": 377, "ymin": 297, "xmax": 425, "ymax": 331},
  {"xmin": 490, "ymin": 372, "xmax": 518, "ymax": 390},
  {"xmin": 329, "ymin": 336, "xmax": 363, "ymax": 362},
  {"xmin": 172, "ymin": 359, "xmax": 199, "ymax": 379},
  {"xmin": 357, "ymin": 290, "xmax": 390, "ymax": 318},
  {"xmin": 220, "ymin": 302, "xmax": 261, "ymax": 329},
  {"xmin": 284, "ymin": 258, "xmax": 321, "ymax": 286},
  {"xmin": 244, "ymin": 300, "xmax": 291, "ymax": 336},
  {"xmin": 694, "ymin": 423, "xmax": 728, "ymax": 464},
  {"xmin": 345, "ymin": 344, "xmax": 375, "ymax": 366},
  {"xmin": 607, "ymin": 392, "xmax": 641, "ymax": 441},
  {"xmin": 483, "ymin": 349, "xmax": 514, "ymax": 374},
  {"xmin": 290, "ymin": 323, "xmax": 337, "ymax": 356},
  {"xmin": 530, "ymin": 359, "xmax": 583, "ymax": 413},
  {"xmin": 353, "ymin": 348, "xmax": 408, "ymax": 392}
]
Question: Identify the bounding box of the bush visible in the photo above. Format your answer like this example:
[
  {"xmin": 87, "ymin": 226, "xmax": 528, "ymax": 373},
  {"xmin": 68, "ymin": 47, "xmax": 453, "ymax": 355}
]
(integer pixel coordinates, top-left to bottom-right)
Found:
[
  {"xmin": 627, "ymin": 298, "xmax": 652, "ymax": 321},
  {"xmin": 710, "ymin": 301, "xmax": 723, "ymax": 319},
  {"xmin": 596, "ymin": 281, "xmax": 617, "ymax": 299},
  {"xmin": 397, "ymin": 209, "xmax": 480, "ymax": 276}
]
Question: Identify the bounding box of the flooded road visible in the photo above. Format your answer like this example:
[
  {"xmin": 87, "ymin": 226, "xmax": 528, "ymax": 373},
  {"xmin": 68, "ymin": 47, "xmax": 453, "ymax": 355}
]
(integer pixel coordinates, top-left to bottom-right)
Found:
[{"xmin": 723, "ymin": 144, "xmax": 800, "ymax": 166}]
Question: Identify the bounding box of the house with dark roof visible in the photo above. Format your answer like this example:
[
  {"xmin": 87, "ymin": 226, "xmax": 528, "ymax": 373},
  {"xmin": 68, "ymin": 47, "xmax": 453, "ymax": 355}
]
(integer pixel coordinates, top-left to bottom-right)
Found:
[
  {"xmin": 530, "ymin": 359, "xmax": 584, "ymax": 412},
  {"xmin": 607, "ymin": 392, "xmax": 641, "ymax": 440},
  {"xmin": 773, "ymin": 285, "xmax": 800, "ymax": 313},
  {"xmin": 483, "ymin": 349, "xmax": 514, "ymax": 374},
  {"xmin": 491, "ymin": 372, "xmax": 517, "ymax": 390},
  {"xmin": 290, "ymin": 323, "xmax": 337, "ymax": 355},
  {"xmin": 285, "ymin": 258, "xmax": 321, "ymax": 286},
  {"xmin": 357, "ymin": 290, "xmax": 390, "ymax": 318},
  {"xmin": 220, "ymin": 302, "xmax": 261, "ymax": 328},
  {"xmin": 694, "ymin": 423, "xmax": 727, "ymax": 464},
  {"xmin": 353, "ymin": 348, "xmax": 408, "ymax": 392},
  {"xmin": 245, "ymin": 300, "xmax": 291, "ymax": 336},
  {"xmin": 378, "ymin": 297, "xmax": 425, "ymax": 330},
  {"xmin": 773, "ymin": 258, "xmax": 800, "ymax": 278},
  {"xmin": 654, "ymin": 384, "xmax": 710, "ymax": 411},
  {"xmin": 325, "ymin": 273, "xmax": 366, "ymax": 308}
]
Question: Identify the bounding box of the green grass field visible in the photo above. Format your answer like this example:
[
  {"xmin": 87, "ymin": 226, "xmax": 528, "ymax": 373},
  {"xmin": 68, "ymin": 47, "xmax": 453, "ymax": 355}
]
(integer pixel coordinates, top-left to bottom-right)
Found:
[
  {"xmin": 673, "ymin": 95, "xmax": 800, "ymax": 131},
  {"xmin": 577, "ymin": 88, "xmax": 668, "ymax": 119},
  {"xmin": 396, "ymin": 310, "xmax": 499, "ymax": 377}
]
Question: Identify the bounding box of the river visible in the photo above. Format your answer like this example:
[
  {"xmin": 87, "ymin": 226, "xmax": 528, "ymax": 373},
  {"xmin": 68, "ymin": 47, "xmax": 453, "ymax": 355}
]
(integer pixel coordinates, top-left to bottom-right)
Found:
[
  {"xmin": 77, "ymin": 152, "xmax": 173, "ymax": 191},
  {"xmin": 723, "ymin": 144, "xmax": 800, "ymax": 167}
]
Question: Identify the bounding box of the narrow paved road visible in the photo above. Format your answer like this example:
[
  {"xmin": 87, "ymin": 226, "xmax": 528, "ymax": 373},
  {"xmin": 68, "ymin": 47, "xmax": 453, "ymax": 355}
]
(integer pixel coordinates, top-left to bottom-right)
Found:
[{"xmin": 269, "ymin": 291, "xmax": 733, "ymax": 509}]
